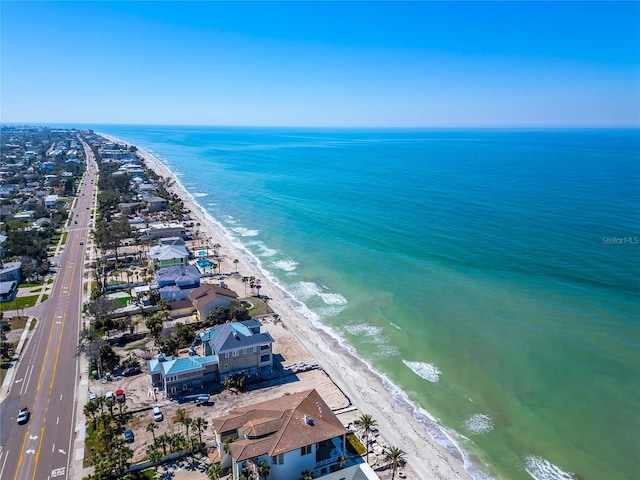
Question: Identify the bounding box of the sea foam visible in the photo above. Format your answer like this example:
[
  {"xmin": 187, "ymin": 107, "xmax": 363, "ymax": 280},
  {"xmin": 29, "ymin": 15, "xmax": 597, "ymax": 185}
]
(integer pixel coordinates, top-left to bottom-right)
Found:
[
  {"xmin": 232, "ymin": 227, "xmax": 259, "ymax": 237},
  {"xmin": 272, "ymin": 259, "xmax": 298, "ymax": 272},
  {"xmin": 464, "ymin": 414, "xmax": 494, "ymax": 434},
  {"xmin": 403, "ymin": 360, "xmax": 442, "ymax": 383},
  {"xmin": 525, "ymin": 455, "xmax": 575, "ymax": 480}
]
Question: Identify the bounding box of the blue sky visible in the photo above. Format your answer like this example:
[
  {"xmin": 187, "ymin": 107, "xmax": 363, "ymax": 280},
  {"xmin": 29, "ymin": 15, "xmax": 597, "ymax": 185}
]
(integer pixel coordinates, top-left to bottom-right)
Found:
[{"xmin": 1, "ymin": 1, "xmax": 639, "ymax": 127}]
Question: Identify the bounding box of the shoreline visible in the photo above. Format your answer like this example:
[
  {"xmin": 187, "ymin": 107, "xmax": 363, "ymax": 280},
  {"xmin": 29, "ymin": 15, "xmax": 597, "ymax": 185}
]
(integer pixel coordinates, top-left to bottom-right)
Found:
[{"xmin": 99, "ymin": 132, "xmax": 476, "ymax": 480}]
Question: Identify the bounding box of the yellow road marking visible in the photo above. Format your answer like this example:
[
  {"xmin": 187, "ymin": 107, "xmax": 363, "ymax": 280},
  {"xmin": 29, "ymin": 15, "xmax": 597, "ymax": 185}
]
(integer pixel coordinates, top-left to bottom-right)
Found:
[
  {"xmin": 31, "ymin": 427, "xmax": 45, "ymax": 480},
  {"xmin": 13, "ymin": 425, "xmax": 31, "ymax": 480}
]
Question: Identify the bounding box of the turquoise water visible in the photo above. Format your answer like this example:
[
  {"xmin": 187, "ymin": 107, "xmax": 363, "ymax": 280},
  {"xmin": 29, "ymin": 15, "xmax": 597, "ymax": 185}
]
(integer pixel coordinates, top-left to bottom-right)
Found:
[{"xmin": 91, "ymin": 126, "xmax": 640, "ymax": 479}]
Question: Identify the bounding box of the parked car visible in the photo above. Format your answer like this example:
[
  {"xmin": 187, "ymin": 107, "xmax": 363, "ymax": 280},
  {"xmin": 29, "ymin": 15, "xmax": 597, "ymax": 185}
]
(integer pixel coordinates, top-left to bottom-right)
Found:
[
  {"xmin": 89, "ymin": 392, "xmax": 97, "ymax": 402},
  {"xmin": 115, "ymin": 389, "xmax": 126, "ymax": 402},
  {"xmin": 122, "ymin": 365, "xmax": 141, "ymax": 376},
  {"xmin": 105, "ymin": 391, "xmax": 114, "ymax": 401},
  {"xmin": 17, "ymin": 407, "xmax": 29, "ymax": 424},
  {"xmin": 124, "ymin": 429, "xmax": 134, "ymax": 443},
  {"xmin": 152, "ymin": 406, "xmax": 163, "ymax": 422}
]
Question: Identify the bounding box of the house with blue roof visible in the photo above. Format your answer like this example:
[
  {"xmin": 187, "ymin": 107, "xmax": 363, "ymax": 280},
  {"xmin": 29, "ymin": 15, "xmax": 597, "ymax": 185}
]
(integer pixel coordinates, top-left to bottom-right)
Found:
[
  {"xmin": 151, "ymin": 264, "xmax": 200, "ymax": 302},
  {"xmin": 147, "ymin": 319, "xmax": 274, "ymax": 397}
]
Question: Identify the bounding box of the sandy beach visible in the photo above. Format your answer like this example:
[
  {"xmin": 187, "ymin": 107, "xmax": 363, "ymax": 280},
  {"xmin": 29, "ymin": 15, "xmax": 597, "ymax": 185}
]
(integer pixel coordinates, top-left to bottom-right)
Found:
[{"xmin": 100, "ymin": 133, "xmax": 472, "ymax": 480}]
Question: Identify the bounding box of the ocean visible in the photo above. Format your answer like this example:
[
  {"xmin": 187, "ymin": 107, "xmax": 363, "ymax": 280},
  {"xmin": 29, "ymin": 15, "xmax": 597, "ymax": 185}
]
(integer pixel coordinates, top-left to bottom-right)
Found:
[{"xmin": 89, "ymin": 126, "xmax": 639, "ymax": 480}]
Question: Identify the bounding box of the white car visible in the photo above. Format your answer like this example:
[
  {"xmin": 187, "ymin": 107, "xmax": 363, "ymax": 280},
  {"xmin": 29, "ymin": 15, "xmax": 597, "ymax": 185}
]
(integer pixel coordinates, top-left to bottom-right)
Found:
[
  {"xmin": 89, "ymin": 392, "xmax": 97, "ymax": 402},
  {"xmin": 152, "ymin": 406, "xmax": 163, "ymax": 422},
  {"xmin": 17, "ymin": 407, "xmax": 29, "ymax": 424}
]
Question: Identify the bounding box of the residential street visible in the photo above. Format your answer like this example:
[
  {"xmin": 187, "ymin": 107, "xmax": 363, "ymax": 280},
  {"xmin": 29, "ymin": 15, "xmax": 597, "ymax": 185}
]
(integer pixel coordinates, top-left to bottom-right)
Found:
[{"xmin": 0, "ymin": 141, "xmax": 97, "ymax": 480}]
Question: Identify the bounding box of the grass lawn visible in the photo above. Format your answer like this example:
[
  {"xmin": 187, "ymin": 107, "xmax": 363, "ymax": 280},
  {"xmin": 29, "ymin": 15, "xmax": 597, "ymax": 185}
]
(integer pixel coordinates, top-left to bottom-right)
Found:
[
  {"xmin": 19, "ymin": 281, "xmax": 44, "ymax": 288},
  {"xmin": 61, "ymin": 232, "xmax": 68, "ymax": 244},
  {"xmin": 41, "ymin": 294, "xmax": 49, "ymax": 302},
  {"xmin": 1, "ymin": 296, "xmax": 39, "ymax": 312},
  {"xmin": 116, "ymin": 297, "xmax": 133, "ymax": 307}
]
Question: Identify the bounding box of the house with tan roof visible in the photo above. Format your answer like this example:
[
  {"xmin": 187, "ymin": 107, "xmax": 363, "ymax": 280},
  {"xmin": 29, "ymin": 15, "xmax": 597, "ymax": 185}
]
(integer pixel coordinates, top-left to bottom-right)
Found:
[
  {"xmin": 189, "ymin": 283, "xmax": 239, "ymax": 320},
  {"xmin": 209, "ymin": 389, "xmax": 351, "ymax": 480}
]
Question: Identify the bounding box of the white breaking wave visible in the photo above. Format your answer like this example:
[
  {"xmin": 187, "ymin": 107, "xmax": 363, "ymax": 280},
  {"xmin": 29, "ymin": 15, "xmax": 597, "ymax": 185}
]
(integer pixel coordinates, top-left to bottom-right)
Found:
[
  {"xmin": 292, "ymin": 281, "xmax": 323, "ymax": 301},
  {"xmin": 403, "ymin": 360, "xmax": 442, "ymax": 383},
  {"xmin": 464, "ymin": 414, "xmax": 494, "ymax": 434},
  {"xmin": 193, "ymin": 192, "xmax": 208, "ymax": 197},
  {"xmin": 232, "ymin": 227, "xmax": 259, "ymax": 237},
  {"xmin": 272, "ymin": 259, "xmax": 298, "ymax": 272},
  {"xmin": 525, "ymin": 455, "xmax": 575, "ymax": 480},
  {"xmin": 344, "ymin": 323, "xmax": 383, "ymax": 338},
  {"xmin": 319, "ymin": 292, "xmax": 347, "ymax": 305}
]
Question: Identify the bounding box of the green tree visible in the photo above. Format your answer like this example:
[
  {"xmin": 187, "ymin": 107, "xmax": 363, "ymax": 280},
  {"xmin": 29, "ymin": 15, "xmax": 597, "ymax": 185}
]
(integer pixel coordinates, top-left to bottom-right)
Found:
[
  {"xmin": 84, "ymin": 401, "xmax": 100, "ymax": 429},
  {"xmin": 207, "ymin": 464, "xmax": 223, "ymax": 480},
  {"xmin": 257, "ymin": 459, "xmax": 271, "ymax": 480},
  {"xmin": 146, "ymin": 444, "xmax": 162, "ymax": 471},
  {"xmin": 192, "ymin": 417, "xmax": 208, "ymax": 445},
  {"xmin": 146, "ymin": 422, "xmax": 158, "ymax": 444},
  {"xmin": 385, "ymin": 446, "xmax": 406, "ymax": 480},
  {"xmin": 301, "ymin": 469, "xmax": 314, "ymax": 480},
  {"xmin": 145, "ymin": 313, "xmax": 163, "ymax": 337},
  {"xmin": 355, "ymin": 413, "xmax": 377, "ymax": 464}
]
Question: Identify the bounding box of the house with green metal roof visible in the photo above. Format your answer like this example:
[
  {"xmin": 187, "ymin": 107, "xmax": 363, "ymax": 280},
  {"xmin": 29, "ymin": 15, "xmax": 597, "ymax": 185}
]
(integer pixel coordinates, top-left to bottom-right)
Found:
[{"xmin": 147, "ymin": 319, "xmax": 274, "ymax": 397}]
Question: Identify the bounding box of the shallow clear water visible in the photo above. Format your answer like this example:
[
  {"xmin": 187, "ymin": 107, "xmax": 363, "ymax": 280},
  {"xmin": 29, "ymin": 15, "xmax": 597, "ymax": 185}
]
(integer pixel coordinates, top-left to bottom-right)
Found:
[{"xmin": 89, "ymin": 126, "xmax": 640, "ymax": 480}]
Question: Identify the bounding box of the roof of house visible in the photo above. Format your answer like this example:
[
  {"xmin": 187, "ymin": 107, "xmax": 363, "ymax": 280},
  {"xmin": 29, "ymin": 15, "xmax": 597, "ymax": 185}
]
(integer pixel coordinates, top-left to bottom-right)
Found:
[
  {"xmin": 189, "ymin": 284, "xmax": 238, "ymax": 309},
  {"xmin": 210, "ymin": 389, "xmax": 346, "ymax": 461},
  {"xmin": 147, "ymin": 354, "xmax": 218, "ymax": 376},
  {"xmin": 149, "ymin": 244, "xmax": 189, "ymax": 262},
  {"xmin": 0, "ymin": 281, "xmax": 17, "ymax": 295},
  {"xmin": 203, "ymin": 321, "xmax": 273, "ymax": 355},
  {"xmin": 155, "ymin": 265, "xmax": 200, "ymax": 286}
]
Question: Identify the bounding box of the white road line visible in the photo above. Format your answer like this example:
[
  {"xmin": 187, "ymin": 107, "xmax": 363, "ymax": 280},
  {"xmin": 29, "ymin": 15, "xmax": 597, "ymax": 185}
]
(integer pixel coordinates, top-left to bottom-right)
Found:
[{"xmin": 0, "ymin": 449, "xmax": 9, "ymax": 479}]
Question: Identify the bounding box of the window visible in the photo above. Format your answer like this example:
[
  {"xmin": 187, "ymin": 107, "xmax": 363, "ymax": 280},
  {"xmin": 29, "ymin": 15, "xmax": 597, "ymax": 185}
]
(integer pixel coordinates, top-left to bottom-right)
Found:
[
  {"xmin": 224, "ymin": 364, "xmax": 228, "ymax": 369},
  {"xmin": 242, "ymin": 348, "xmax": 247, "ymax": 355},
  {"xmin": 271, "ymin": 454, "xmax": 284, "ymax": 465},
  {"xmin": 260, "ymin": 345, "xmax": 270, "ymax": 350},
  {"xmin": 260, "ymin": 354, "xmax": 270, "ymax": 363},
  {"xmin": 301, "ymin": 445, "xmax": 312, "ymax": 455},
  {"xmin": 224, "ymin": 352, "xmax": 229, "ymax": 359},
  {"xmin": 232, "ymin": 350, "xmax": 239, "ymax": 357},
  {"xmin": 252, "ymin": 346, "xmax": 257, "ymax": 353}
]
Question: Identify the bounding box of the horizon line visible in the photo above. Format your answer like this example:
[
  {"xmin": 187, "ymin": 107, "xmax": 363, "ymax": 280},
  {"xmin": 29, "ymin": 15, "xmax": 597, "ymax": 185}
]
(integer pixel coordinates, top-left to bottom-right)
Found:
[{"xmin": 2, "ymin": 122, "xmax": 639, "ymax": 131}]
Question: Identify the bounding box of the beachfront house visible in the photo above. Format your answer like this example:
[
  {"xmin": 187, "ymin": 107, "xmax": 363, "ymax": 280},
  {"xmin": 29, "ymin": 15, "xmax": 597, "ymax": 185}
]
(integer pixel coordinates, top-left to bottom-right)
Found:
[
  {"xmin": 189, "ymin": 283, "xmax": 239, "ymax": 320},
  {"xmin": 148, "ymin": 244, "xmax": 189, "ymax": 269},
  {"xmin": 145, "ymin": 195, "xmax": 167, "ymax": 213},
  {"xmin": 151, "ymin": 264, "xmax": 200, "ymax": 302},
  {"xmin": 147, "ymin": 319, "xmax": 274, "ymax": 396},
  {"xmin": 209, "ymin": 389, "xmax": 348, "ymax": 480},
  {"xmin": 144, "ymin": 222, "xmax": 187, "ymax": 241}
]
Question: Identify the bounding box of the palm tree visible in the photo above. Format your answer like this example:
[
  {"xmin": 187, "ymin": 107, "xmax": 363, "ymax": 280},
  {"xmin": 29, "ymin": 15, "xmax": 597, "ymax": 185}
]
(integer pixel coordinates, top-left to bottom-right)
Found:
[
  {"xmin": 255, "ymin": 279, "xmax": 262, "ymax": 298},
  {"xmin": 385, "ymin": 446, "xmax": 406, "ymax": 480},
  {"xmin": 242, "ymin": 276, "xmax": 250, "ymax": 296},
  {"xmin": 257, "ymin": 459, "xmax": 271, "ymax": 479},
  {"xmin": 233, "ymin": 258, "xmax": 239, "ymax": 273},
  {"xmin": 207, "ymin": 463, "xmax": 223, "ymax": 480},
  {"xmin": 169, "ymin": 432, "xmax": 186, "ymax": 453},
  {"xmin": 146, "ymin": 422, "xmax": 158, "ymax": 444},
  {"xmin": 84, "ymin": 401, "xmax": 99, "ymax": 429},
  {"xmin": 105, "ymin": 398, "xmax": 116, "ymax": 417},
  {"xmin": 157, "ymin": 433, "xmax": 170, "ymax": 455},
  {"xmin": 146, "ymin": 444, "xmax": 162, "ymax": 471},
  {"xmin": 173, "ymin": 407, "xmax": 188, "ymax": 430},
  {"xmin": 355, "ymin": 413, "xmax": 377, "ymax": 464},
  {"xmin": 301, "ymin": 469, "xmax": 314, "ymax": 480},
  {"xmin": 182, "ymin": 416, "xmax": 193, "ymax": 437},
  {"xmin": 192, "ymin": 416, "xmax": 209, "ymax": 445}
]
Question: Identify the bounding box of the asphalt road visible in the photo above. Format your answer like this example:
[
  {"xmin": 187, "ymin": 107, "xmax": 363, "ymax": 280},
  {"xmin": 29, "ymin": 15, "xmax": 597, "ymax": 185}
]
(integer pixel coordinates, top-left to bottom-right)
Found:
[{"xmin": 0, "ymin": 139, "xmax": 97, "ymax": 480}]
